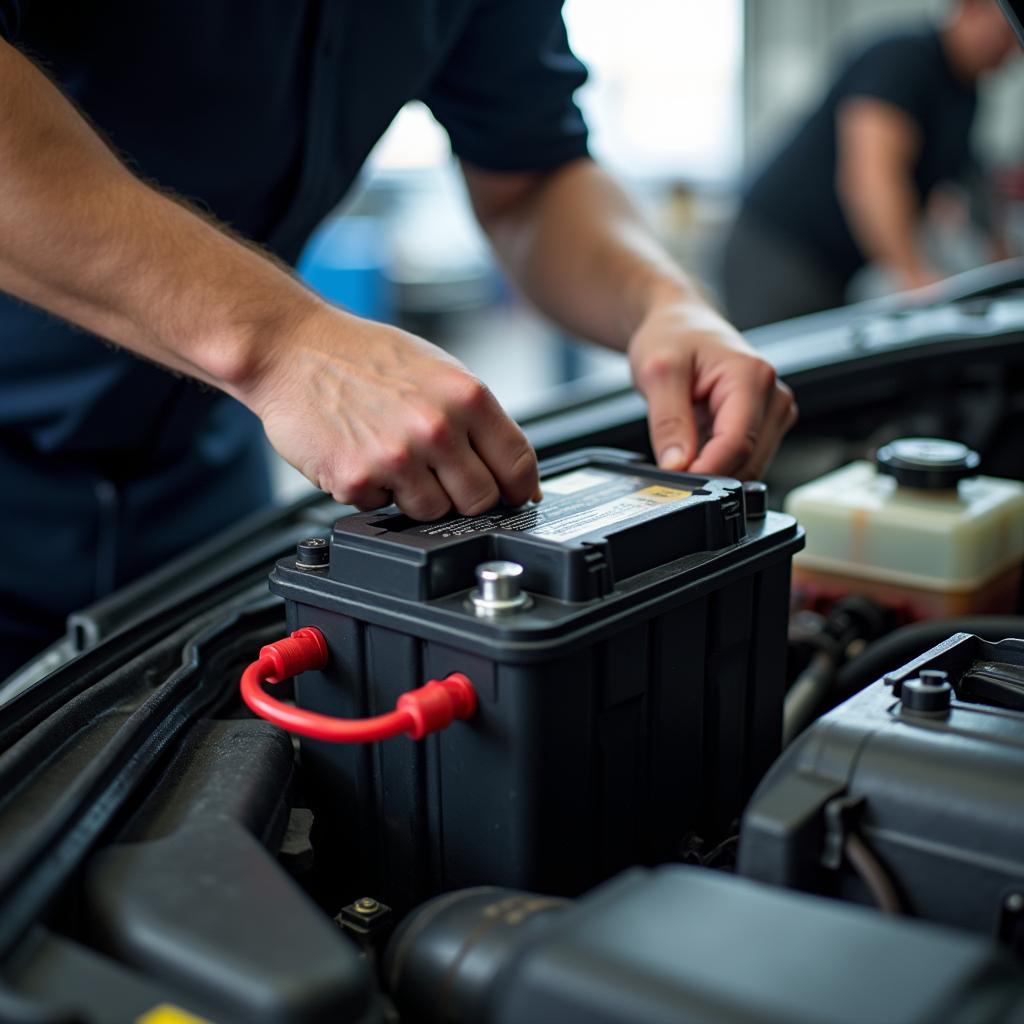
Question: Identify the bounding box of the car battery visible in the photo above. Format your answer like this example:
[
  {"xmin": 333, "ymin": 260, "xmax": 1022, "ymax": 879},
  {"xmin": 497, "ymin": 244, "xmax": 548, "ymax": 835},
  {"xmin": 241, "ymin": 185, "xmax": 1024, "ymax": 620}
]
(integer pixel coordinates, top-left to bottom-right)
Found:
[
  {"xmin": 271, "ymin": 448, "xmax": 803, "ymax": 910},
  {"xmin": 738, "ymin": 631, "xmax": 1024, "ymax": 953}
]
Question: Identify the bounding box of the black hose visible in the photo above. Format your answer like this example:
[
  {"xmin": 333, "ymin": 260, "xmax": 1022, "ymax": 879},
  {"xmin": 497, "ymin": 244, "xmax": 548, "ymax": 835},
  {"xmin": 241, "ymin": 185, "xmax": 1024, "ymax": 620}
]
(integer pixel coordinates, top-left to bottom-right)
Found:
[
  {"xmin": 783, "ymin": 651, "xmax": 836, "ymax": 746},
  {"xmin": 833, "ymin": 616, "xmax": 1024, "ymax": 706}
]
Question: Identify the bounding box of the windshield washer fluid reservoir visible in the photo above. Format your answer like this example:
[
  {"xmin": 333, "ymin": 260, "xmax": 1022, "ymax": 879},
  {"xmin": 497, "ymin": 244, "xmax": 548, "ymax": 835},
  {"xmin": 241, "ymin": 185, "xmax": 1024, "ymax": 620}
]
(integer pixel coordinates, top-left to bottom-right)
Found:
[{"xmin": 785, "ymin": 438, "xmax": 1024, "ymax": 619}]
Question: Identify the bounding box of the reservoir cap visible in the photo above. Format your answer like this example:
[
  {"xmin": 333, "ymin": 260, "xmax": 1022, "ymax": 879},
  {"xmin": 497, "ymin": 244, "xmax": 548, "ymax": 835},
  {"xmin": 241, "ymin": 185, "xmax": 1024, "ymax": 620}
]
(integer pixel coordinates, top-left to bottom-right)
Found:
[{"xmin": 876, "ymin": 438, "xmax": 980, "ymax": 490}]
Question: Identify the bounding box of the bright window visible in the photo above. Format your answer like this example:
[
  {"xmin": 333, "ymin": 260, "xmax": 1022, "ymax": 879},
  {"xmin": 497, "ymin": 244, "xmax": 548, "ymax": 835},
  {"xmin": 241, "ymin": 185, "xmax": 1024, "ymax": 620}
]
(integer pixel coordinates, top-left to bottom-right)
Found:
[
  {"xmin": 369, "ymin": 2, "xmax": 744, "ymax": 184},
  {"xmin": 563, "ymin": 0, "xmax": 743, "ymax": 182}
]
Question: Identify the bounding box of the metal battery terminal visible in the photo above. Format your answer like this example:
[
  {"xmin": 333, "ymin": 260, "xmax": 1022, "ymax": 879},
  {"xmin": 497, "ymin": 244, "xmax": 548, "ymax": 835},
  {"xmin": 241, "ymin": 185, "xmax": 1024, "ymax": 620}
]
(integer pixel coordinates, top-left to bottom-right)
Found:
[
  {"xmin": 295, "ymin": 537, "xmax": 329, "ymax": 571},
  {"xmin": 470, "ymin": 560, "xmax": 532, "ymax": 616}
]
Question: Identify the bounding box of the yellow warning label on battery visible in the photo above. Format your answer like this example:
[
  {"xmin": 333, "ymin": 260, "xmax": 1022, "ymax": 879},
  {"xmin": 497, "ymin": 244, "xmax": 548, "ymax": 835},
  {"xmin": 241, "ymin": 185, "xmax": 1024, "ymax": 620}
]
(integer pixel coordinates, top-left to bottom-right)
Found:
[
  {"xmin": 530, "ymin": 484, "xmax": 694, "ymax": 542},
  {"xmin": 634, "ymin": 485, "xmax": 692, "ymax": 502},
  {"xmin": 136, "ymin": 1006, "xmax": 213, "ymax": 1024}
]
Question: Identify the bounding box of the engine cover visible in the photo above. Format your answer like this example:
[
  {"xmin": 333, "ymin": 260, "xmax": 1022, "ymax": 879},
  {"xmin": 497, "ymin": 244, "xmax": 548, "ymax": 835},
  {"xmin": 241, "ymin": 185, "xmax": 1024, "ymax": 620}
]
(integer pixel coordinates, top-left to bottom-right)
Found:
[{"xmin": 739, "ymin": 631, "xmax": 1024, "ymax": 952}]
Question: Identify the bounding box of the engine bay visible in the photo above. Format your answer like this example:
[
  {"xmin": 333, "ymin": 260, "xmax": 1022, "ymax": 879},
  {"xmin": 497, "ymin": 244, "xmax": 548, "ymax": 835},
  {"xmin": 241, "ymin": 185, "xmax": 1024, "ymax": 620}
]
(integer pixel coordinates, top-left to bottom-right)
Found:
[{"xmin": 2, "ymin": 268, "xmax": 1024, "ymax": 1024}]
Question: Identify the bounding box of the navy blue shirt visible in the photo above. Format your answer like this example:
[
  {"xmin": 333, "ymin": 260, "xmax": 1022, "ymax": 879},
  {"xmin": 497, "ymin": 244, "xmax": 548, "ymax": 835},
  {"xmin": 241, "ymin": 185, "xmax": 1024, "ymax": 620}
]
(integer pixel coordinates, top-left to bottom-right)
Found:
[
  {"xmin": 0, "ymin": 1, "xmax": 589, "ymax": 671},
  {"xmin": 743, "ymin": 29, "xmax": 977, "ymax": 282}
]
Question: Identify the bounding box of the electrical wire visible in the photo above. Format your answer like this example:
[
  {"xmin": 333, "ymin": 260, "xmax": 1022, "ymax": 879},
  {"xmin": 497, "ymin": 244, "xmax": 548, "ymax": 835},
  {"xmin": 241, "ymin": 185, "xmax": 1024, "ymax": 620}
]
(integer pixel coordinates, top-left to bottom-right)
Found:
[
  {"xmin": 845, "ymin": 832, "xmax": 904, "ymax": 916},
  {"xmin": 239, "ymin": 626, "xmax": 477, "ymax": 742}
]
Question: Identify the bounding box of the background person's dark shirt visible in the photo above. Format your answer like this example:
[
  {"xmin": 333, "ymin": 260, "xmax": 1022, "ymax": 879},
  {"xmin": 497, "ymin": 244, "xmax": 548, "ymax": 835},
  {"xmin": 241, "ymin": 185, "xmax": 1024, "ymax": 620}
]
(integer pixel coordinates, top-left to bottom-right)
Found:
[
  {"xmin": 0, "ymin": 0, "xmax": 589, "ymax": 673},
  {"xmin": 743, "ymin": 28, "xmax": 977, "ymax": 284}
]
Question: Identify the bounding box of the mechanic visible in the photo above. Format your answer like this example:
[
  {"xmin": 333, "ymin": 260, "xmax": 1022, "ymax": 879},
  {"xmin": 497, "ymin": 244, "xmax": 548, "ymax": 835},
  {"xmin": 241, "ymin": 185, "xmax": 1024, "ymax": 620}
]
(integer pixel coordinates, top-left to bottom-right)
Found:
[
  {"xmin": 0, "ymin": 2, "xmax": 795, "ymax": 678},
  {"xmin": 721, "ymin": 0, "xmax": 1018, "ymax": 330}
]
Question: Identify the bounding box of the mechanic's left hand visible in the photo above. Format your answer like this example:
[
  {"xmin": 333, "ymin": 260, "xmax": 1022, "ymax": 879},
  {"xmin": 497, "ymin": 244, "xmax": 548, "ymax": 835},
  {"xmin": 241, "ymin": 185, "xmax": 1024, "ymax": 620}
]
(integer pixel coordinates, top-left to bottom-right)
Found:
[{"xmin": 628, "ymin": 300, "xmax": 797, "ymax": 480}]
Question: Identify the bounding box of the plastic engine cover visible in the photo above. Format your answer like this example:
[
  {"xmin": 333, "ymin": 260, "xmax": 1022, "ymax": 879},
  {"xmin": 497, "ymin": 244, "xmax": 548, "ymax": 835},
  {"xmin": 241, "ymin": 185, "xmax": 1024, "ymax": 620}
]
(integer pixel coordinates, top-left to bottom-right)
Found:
[{"xmin": 739, "ymin": 631, "xmax": 1024, "ymax": 952}]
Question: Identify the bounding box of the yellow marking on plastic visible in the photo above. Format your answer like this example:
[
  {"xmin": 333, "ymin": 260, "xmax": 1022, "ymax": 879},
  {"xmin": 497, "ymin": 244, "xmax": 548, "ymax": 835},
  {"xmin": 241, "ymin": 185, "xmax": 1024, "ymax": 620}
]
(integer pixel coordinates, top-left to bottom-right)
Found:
[
  {"xmin": 635, "ymin": 485, "xmax": 692, "ymax": 502},
  {"xmin": 136, "ymin": 1006, "xmax": 213, "ymax": 1024}
]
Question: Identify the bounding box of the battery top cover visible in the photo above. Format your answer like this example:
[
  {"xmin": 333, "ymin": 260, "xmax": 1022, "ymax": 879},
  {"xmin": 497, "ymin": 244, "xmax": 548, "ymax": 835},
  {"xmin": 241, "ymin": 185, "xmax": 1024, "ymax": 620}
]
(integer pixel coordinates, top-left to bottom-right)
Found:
[
  {"xmin": 404, "ymin": 467, "xmax": 694, "ymax": 544},
  {"xmin": 316, "ymin": 449, "xmax": 773, "ymax": 604}
]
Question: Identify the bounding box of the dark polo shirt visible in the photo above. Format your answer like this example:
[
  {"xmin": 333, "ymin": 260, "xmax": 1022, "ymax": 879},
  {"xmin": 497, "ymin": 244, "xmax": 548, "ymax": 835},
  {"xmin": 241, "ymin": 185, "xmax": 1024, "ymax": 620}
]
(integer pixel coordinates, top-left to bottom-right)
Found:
[
  {"xmin": 744, "ymin": 28, "xmax": 976, "ymax": 283},
  {"xmin": 0, "ymin": 1, "xmax": 589, "ymax": 673}
]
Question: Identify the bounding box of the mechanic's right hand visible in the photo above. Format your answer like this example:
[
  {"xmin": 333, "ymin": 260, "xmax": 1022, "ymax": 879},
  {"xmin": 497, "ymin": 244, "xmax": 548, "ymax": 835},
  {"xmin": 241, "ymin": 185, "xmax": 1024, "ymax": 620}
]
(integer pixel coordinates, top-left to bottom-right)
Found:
[{"xmin": 241, "ymin": 304, "xmax": 541, "ymax": 521}]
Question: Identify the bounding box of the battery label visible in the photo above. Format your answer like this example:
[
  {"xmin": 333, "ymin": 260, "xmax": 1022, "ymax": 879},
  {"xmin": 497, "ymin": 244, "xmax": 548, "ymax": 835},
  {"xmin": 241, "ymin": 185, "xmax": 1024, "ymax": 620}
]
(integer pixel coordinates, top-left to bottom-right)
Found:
[
  {"xmin": 407, "ymin": 467, "xmax": 693, "ymax": 544},
  {"xmin": 541, "ymin": 469, "xmax": 611, "ymax": 496}
]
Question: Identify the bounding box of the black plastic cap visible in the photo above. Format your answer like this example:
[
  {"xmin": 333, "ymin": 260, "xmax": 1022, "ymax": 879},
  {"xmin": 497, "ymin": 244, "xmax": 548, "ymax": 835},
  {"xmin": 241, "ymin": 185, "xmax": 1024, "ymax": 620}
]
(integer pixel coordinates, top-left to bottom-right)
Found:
[
  {"xmin": 876, "ymin": 438, "xmax": 980, "ymax": 491},
  {"xmin": 296, "ymin": 536, "xmax": 330, "ymax": 569},
  {"xmin": 901, "ymin": 670, "xmax": 953, "ymax": 715},
  {"xmin": 743, "ymin": 481, "xmax": 768, "ymax": 519}
]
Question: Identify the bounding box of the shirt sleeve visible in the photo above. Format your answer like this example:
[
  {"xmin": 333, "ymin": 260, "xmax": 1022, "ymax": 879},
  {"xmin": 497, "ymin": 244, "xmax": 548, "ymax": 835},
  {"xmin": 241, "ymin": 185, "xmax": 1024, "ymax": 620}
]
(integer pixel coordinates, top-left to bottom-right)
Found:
[
  {"xmin": 420, "ymin": 0, "xmax": 590, "ymax": 173},
  {"xmin": 838, "ymin": 36, "xmax": 932, "ymax": 129},
  {"xmin": 0, "ymin": 1, "xmax": 18, "ymax": 39}
]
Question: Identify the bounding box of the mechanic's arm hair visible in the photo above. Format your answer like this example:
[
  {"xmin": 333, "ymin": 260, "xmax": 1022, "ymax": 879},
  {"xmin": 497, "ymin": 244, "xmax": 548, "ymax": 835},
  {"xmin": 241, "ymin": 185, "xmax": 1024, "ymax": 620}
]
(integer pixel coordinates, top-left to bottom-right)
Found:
[
  {"xmin": 0, "ymin": 36, "xmax": 316, "ymax": 387},
  {"xmin": 0, "ymin": 38, "xmax": 542, "ymax": 519},
  {"xmin": 463, "ymin": 156, "xmax": 797, "ymax": 481},
  {"xmin": 463, "ymin": 157, "xmax": 699, "ymax": 349},
  {"xmin": 836, "ymin": 97, "xmax": 938, "ymax": 289}
]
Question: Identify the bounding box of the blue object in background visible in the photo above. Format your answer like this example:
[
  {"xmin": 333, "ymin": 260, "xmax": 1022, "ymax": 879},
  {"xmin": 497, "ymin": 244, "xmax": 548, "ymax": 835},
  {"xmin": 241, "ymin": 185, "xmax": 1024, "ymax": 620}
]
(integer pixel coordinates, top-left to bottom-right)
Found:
[{"xmin": 297, "ymin": 215, "xmax": 397, "ymax": 323}]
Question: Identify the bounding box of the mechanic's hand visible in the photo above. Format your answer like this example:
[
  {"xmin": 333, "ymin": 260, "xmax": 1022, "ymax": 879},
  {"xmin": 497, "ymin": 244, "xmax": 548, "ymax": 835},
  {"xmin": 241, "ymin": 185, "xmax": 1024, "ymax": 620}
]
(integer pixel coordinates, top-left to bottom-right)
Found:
[
  {"xmin": 893, "ymin": 264, "xmax": 945, "ymax": 293},
  {"xmin": 243, "ymin": 305, "xmax": 541, "ymax": 520},
  {"xmin": 628, "ymin": 300, "xmax": 797, "ymax": 480}
]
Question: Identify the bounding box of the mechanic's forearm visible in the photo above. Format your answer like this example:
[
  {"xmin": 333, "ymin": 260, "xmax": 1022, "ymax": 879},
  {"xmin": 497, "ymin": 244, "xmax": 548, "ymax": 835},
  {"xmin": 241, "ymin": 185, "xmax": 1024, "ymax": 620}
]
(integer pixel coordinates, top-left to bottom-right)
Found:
[
  {"xmin": 467, "ymin": 156, "xmax": 793, "ymax": 481},
  {"xmin": 0, "ymin": 38, "xmax": 319, "ymax": 392},
  {"xmin": 470, "ymin": 158, "xmax": 714, "ymax": 350},
  {"xmin": 838, "ymin": 167, "xmax": 930, "ymax": 285}
]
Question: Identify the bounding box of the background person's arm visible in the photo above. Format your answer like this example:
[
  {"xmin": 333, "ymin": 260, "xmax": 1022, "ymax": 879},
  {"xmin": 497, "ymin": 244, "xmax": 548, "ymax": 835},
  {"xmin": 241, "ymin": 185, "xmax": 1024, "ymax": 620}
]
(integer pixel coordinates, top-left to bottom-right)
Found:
[
  {"xmin": 464, "ymin": 157, "xmax": 797, "ymax": 480},
  {"xmin": 0, "ymin": 38, "xmax": 539, "ymax": 519},
  {"xmin": 836, "ymin": 97, "xmax": 943, "ymax": 290}
]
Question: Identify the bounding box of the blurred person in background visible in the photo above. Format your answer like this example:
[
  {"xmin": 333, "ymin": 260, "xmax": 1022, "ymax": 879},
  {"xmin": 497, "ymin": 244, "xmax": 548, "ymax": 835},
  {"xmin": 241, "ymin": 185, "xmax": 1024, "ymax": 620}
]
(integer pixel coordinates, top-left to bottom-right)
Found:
[
  {"xmin": 0, "ymin": 2, "xmax": 795, "ymax": 678},
  {"xmin": 722, "ymin": 0, "xmax": 1018, "ymax": 330}
]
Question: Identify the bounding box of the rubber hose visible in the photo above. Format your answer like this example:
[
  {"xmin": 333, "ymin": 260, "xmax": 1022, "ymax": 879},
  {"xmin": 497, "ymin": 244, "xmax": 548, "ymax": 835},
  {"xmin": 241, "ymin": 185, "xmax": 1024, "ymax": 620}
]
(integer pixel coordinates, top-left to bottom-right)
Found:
[{"xmin": 783, "ymin": 650, "xmax": 836, "ymax": 746}]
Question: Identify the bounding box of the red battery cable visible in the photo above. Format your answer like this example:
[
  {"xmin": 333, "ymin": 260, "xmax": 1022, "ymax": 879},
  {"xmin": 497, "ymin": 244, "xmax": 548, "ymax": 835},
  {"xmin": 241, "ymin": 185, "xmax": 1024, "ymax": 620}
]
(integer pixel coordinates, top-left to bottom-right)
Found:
[{"xmin": 240, "ymin": 626, "xmax": 477, "ymax": 743}]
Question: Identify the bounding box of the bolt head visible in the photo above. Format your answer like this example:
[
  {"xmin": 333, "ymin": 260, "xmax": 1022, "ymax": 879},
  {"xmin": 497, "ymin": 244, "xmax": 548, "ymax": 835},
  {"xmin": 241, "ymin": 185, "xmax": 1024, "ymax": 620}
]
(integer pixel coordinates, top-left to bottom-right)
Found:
[{"xmin": 901, "ymin": 674, "xmax": 953, "ymax": 715}]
